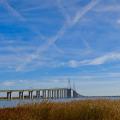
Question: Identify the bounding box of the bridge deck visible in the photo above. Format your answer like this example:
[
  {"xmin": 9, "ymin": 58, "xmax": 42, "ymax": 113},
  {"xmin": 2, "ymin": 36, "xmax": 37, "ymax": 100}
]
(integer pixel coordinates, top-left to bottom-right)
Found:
[
  {"xmin": 0, "ymin": 88, "xmax": 80, "ymax": 100},
  {"xmin": 0, "ymin": 88, "xmax": 69, "ymax": 92}
]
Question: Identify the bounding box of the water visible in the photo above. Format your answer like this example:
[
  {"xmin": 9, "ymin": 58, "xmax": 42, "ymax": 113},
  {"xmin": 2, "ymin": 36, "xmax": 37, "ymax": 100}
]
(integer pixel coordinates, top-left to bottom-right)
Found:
[{"xmin": 1, "ymin": 96, "xmax": 120, "ymax": 108}]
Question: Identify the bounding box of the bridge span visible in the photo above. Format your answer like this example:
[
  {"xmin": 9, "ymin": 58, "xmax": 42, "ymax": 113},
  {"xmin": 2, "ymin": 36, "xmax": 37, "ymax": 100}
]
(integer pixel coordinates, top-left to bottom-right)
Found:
[{"xmin": 0, "ymin": 88, "xmax": 80, "ymax": 100}]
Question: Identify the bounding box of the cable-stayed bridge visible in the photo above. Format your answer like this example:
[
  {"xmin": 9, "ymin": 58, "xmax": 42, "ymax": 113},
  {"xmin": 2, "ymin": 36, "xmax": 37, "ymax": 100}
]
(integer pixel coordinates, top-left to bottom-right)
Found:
[{"xmin": 0, "ymin": 88, "xmax": 80, "ymax": 100}]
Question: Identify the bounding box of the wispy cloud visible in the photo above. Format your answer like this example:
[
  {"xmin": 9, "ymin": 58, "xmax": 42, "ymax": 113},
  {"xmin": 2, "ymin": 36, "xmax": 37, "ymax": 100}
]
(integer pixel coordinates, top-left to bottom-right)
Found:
[
  {"xmin": 65, "ymin": 52, "xmax": 120, "ymax": 68},
  {"xmin": 16, "ymin": 0, "xmax": 99, "ymax": 71},
  {"xmin": 20, "ymin": 0, "xmax": 57, "ymax": 12},
  {"xmin": 1, "ymin": 0, "xmax": 119, "ymax": 72},
  {"xmin": 2, "ymin": 81, "xmax": 16, "ymax": 87},
  {"xmin": 94, "ymin": 4, "xmax": 120, "ymax": 12},
  {"xmin": 0, "ymin": 78, "xmax": 68, "ymax": 89},
  {"xmin": 87, "ymin": 52, "xmax": 120, "ymax": 65}
]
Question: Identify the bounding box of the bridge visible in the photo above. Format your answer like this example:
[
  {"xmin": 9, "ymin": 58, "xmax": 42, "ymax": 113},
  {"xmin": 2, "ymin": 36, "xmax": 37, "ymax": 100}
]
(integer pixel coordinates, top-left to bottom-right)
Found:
[{"xmin": 0, "ymin": 88, "xmax": 80, "ymax": 100}]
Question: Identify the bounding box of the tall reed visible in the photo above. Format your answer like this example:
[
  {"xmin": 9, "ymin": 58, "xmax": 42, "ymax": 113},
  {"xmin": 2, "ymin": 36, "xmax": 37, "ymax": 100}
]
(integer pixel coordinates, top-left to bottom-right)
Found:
[{"xmin": 0, "ymin": 100, "xmax": 120, "ymax": 120}]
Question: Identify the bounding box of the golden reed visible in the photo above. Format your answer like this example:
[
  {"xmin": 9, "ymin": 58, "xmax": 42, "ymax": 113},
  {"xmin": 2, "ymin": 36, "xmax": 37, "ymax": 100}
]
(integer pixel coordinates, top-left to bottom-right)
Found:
[{"xmin": 0, "ymin": 100, "xmax": 120, "ymax": 120}]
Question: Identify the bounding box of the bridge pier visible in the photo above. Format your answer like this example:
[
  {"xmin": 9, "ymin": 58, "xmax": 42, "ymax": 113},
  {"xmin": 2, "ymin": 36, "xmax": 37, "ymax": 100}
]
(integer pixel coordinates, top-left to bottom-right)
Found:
[
  {"xmin": 51, "ymin": 90, "xmax": 53, "ymax": 98},
  {"xmin": 42, "ymin": 90, "xmax": 46, "ymax": 99},
  {"xmin": 7, "ymin": 91, "xmax": 12, "ymax": 100},
  {"xmin": 19, "ymin": 91, "xmax": 24, "ymax": 99},
  {"xmin": 57, "ymin": 90, "xmax": 59, "ymax": 98},
  {"xmin": 36, "ymin": 90, "xmax": 40, "ymax": 98},
  {"xmin": 29, "ymin": 91, "xmax": 33, "ymax": 99},
  {"xmin": 59, "ymin": 90, "xmax": 62, "ymax": 98},
  {"xmin": 61, "ymin": 89, "xmax": 64, "ymax": 98},
  {"xmin": 45, "ymin": 90, "xmax": 47, "ymax": 99},
  {"xmin": 67, "ymin": 89, "xmax": 71, "ymax": 98},
  {"xmin": 64, "ymin": 89, "xmax": 67, "ymax": 98},
  {"xmin": 62, "ymin": 90, "xmax": 64, "ymax": 98},
  {"xmin": 42, "ymin": 90, "xmax": 44, "ymax": 98},
  {"xmin": 48, "ymin": 90, "xmax": 51, "ymax": 98},
  {"xmin": 54, "ymin": 90, "xmax": 57, "ymax": 99},
  {"xmin": 73, "ymin": 90, "xmax": 79, "ymax": 98}
]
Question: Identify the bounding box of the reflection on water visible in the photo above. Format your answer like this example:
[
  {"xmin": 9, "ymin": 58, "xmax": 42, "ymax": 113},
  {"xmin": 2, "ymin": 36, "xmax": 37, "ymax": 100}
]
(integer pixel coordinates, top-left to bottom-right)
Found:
[{"xmin": 1, "ymin": 96, "xmax": 120, "ymax": 108}]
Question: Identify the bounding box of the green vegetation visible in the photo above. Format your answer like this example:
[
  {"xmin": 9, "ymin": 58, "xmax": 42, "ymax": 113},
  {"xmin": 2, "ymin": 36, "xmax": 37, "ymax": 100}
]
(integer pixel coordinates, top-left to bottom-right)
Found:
[{"xmin": 0, "ymin": 100, "xmax": 120, "ymax": 120}]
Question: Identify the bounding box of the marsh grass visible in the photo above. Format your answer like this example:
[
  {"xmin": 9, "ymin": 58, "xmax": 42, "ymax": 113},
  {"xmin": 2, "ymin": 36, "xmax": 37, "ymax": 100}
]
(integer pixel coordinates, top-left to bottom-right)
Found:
[{"xmin": 0, "ymin": 99, "xmax": 120, "ymax": 120}]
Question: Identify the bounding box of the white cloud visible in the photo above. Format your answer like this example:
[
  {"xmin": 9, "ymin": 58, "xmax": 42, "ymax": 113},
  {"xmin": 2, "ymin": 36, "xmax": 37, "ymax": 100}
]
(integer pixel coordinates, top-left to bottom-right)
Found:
[
  {"xmin": 2, "ymin": 81, "xmax": 16, "ymax": 87},
  {"xmin": 117, "ymin": 19, "xmax": 120, "ymax": 24},
  {"xmin": 66, "ymin": 52, "xmax": 120, "ymax": 68},
  {"xmin": 89, "ymin": 52, "xmax": 120, "ymax": 65},
  {"xmin": 68, "ymin": 60, "xmax": 78, "ymax": 68}
]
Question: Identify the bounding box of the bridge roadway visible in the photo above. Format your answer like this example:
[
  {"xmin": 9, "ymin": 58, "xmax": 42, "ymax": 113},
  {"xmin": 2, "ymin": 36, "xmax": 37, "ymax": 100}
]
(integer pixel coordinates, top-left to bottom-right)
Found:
[{"xmin": 0, "ymin": 88, "xmax": 80, "ymax": 100}]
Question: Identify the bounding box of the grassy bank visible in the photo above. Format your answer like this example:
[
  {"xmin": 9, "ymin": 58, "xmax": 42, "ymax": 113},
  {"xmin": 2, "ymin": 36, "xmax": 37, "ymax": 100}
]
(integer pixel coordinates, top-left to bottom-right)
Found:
[{"xmin": 0, "ymin": 99, "xmax": 120, "ymax": 120}]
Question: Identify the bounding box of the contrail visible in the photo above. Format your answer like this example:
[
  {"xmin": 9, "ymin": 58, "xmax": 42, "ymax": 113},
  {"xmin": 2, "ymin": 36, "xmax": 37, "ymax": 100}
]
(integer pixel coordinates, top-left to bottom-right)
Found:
[
  {"xmin": 21, "ymin": 6, "xmax": 45, "ymax": 12},
  {"xmin": 0, "ymin": 0, "xmax": 47, "ymax": 38},
  {"xmin": 57, "ymin": 0, "xmax": 93, "ymax": 53},
  {"xmin": 0, "ymin": 0, "xmax": 25, "ymax": 21},
  {"xmin": 16, "ymin": 0, "xmax": 99, "ymax": 71},
  {"xmin": 57, "ymin": 0, "xmax": 71, "ymax": 23},
  {"xmin": 72, "ymin": 0, "xmax": 98, "ymax": 25},
  {"xmin": 16, "ymin": 24, "xmax": 68, "ymax": 71},
  {"xmin": 0, "ymin": 0, "xmax": 47, "ymax": 48},
  {"xmin": 52, "ymin": 44, "xmax": 65, "ymax": 54},
  {"xmin": 44, "ymin": 0, "xmax": 99, "ymax": 48}
]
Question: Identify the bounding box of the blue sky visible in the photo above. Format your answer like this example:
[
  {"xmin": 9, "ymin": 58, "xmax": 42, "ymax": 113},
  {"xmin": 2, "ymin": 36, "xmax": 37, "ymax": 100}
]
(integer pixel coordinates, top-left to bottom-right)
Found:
[{"xmin": 1, "ymin": 0, "xmax": 120, "ymax": 96}]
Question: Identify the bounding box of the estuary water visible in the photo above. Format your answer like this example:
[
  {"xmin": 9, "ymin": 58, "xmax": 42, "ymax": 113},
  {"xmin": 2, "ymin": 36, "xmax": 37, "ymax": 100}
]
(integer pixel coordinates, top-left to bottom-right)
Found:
[{"xmin": 1, "ymin": 96, "xmax": 120, "ymax": 108}]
